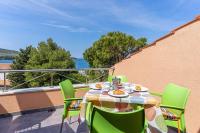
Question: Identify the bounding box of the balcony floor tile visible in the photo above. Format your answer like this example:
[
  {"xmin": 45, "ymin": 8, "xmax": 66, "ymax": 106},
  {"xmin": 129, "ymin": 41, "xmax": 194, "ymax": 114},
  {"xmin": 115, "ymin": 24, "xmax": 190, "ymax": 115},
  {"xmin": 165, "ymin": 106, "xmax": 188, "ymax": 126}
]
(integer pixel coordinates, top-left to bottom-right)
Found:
[{"xmin": 0, "ymin": 108, "xmax": 89, "ymax": 133}]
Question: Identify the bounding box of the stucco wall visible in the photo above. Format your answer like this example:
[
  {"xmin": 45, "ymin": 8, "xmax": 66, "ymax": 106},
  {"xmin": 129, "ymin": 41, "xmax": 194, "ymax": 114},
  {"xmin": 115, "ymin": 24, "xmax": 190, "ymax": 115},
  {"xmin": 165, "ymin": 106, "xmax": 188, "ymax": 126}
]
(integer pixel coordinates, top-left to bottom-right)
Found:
[
  {"xmin": 0, "ymin": 87, "xmax": 88, "ymax": 115},
  {"xmin": 113, "ymin": 20, "xmax": 200, "ymax": 132},
  {"xmin": 0, "ymin": 64, "xmax": 11, "ymax": 69}
]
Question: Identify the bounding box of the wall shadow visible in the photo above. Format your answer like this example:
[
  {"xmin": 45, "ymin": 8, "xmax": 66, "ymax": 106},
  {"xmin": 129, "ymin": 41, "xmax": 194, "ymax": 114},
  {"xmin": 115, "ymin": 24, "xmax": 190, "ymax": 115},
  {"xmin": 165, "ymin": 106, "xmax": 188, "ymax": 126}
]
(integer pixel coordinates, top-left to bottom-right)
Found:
[
  {"xmin": 12, "ymin": 122, "xmax": 75, "ymax": 133},
  {"xmin": 0, "ymin": 103, "xmax": 8, "ymax": 115},
  {"xmin": 9, "ymin": 91, "xmax": 55, "ymax": 133},
  {"xmin": 0, "ymin": 104, "xmax": 12, "ymax": 133},
  {"xmin": 76, "ymin": 121, "xmax": 89, "ymax": 133},
  {"xmin": 9, "ymin": 121, "xmax": 90, "ymax": 133}
]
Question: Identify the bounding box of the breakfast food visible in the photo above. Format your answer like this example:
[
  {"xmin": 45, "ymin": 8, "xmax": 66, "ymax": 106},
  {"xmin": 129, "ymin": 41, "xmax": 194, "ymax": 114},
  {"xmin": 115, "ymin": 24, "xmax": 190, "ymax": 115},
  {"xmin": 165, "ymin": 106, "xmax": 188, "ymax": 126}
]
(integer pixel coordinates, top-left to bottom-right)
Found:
[
  {"xmin": 135, "ymin": 85, "xmax": 142, "ymax": 91},
  {"xmin": 95, "ymin": 83, "xmax": 102, "ymax": 89},
  {"xmin": 113, "ymin": 89, "xmax": 125, "ymax": 95}
]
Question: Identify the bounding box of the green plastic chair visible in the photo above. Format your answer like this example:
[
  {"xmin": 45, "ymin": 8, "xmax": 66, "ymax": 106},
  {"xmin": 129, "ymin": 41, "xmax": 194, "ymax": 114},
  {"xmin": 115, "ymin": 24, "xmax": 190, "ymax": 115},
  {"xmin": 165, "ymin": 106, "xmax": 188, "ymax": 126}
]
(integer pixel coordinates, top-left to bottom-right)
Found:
[
  {"xmin": 85, "ymin": 102, "xmax": 93, "ymax": 127},
  {"xmin": 107, "ymin": 75, "xmax": 113, "ymax": 82},
  {"xmin": 151, "ymin": 83, "xmax": 190, "ymax": 132},
  {"xmin": 107, "ymin": 75, "xmax": 128, "ymax": 82},
  {"xmin": 59, "ymin": 79, "xmax": 83, "ymax": 133},
  {"xmin": 89, "ymin": 106, "xmax": 146, "ymax": 133}
]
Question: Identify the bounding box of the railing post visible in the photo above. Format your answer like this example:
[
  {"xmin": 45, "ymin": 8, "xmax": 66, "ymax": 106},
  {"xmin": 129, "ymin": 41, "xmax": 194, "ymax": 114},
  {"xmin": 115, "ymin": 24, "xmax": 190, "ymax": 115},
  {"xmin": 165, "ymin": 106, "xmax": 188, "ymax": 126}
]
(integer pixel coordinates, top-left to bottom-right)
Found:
[
  {"xmin": 50, "ymin": 73, "xmax": 53, "ymax": 87},
  {"xmin": 86, "ymin": 77, "xmax": 88, "ymax": 84},
  {"xmin": 85, "ymin": 69, "xmax": 88, "ymax": 84},
  {"xmin": 3, "ymin": 72, "xmax": 6, "ymax": 91},
  {"xmin": 111, "ymin": 67, "xmax": 115, "ymax": 75}
]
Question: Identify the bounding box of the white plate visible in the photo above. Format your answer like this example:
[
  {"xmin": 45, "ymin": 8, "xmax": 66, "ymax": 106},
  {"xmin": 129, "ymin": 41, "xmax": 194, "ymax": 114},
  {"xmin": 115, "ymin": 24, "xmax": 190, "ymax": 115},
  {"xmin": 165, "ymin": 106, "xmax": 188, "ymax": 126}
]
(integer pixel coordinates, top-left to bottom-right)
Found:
[
  {"xmin": 122, "ymin": 82, "xmax": 133, "ymax": 87},
  {"xmin": 132, "ymin": 85, "xmax": 149, "ymax": 92},
  {"xmin": 123, "ymin": 86, "xmax": 134, "ymax": 93},
  {"xmin": 89, "ymin": 83, "xmax": 103, "ymax": 90},
  {"xmin": 89, "ymin": 83, "xmax": 110, "ymax": 90},
  {"xmin": 108, "ymin": 90, "xmax": 129, "ymax": 98}
]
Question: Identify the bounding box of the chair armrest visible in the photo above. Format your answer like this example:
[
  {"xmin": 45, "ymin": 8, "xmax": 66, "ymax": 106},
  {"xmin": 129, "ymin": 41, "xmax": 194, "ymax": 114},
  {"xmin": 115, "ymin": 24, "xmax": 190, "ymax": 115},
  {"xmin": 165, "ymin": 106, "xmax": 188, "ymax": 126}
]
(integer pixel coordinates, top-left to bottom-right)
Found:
[
  {"xmin": 64, "ymin": 98, "xmax": 83, "ymax": 102},
  {"xmin": 150, "ymin": 91, "xmax": 163, "ymax": 97},
  {"xmin": 160, "ymin": 104, "xmax": 184, "ymax": 111}
]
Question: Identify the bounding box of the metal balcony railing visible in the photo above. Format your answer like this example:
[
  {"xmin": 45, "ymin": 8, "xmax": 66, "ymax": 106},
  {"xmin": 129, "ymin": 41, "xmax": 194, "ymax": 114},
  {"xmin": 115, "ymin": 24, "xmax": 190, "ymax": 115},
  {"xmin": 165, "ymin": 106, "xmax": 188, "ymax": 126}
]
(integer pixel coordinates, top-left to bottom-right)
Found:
[{"xmin": 0, "ymin": 68, "xmax": 115, "ymax": 91}]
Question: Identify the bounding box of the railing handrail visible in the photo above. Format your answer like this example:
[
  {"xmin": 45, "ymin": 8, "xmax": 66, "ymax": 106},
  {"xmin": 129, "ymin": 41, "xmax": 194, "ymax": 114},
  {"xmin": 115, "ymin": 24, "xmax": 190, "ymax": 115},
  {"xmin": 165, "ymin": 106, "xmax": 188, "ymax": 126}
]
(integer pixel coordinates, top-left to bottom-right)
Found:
[
  {"xmin": 0, "ymin": 67, "xmax": 115, "ymax": 91},
  {"xmin": 0, "ymin": 67, "xmax": 114, "ymax": 73}
]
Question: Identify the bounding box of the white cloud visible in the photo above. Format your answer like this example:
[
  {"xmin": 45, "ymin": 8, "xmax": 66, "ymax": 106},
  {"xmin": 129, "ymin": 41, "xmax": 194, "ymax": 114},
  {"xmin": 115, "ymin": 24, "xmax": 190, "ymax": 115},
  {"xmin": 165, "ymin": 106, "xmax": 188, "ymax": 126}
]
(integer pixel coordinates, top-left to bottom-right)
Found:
[
  {"xmin": 55, "ymin": 0, "xmax": 185, "ymax": 32},
  {"xmin": 27, "ymin": 0, "xmax": 76, "ymax": 19},
  {"xmin": 0, "ymin": 0, "xmax": 82, "ymax": 22},
  {"xmin": 89, "ymin": 0, "xmax": 184, "ymax": 31},
  {"xmin": 41, "ymin": 22, "xmax": 99, "ymax": 33},
  {"xmin": 0, "ymin": 0, "xmax": 188, "ymax": 32}
]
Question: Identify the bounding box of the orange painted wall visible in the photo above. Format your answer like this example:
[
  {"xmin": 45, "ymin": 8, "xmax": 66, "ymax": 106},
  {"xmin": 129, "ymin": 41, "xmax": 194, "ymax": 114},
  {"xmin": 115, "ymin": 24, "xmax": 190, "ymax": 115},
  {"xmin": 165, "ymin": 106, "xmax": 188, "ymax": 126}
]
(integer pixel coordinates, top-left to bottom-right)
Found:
[
  {"xmin": 0, "ymin": 64, "xmax": 11, "ymax": 69},
  {"xmin": 113, "ymin": 20, "xmax": 200, "ymax": 132},
  {"xmin": 0, "ymin": 88, "xmax": 88, "ymax": 115}
]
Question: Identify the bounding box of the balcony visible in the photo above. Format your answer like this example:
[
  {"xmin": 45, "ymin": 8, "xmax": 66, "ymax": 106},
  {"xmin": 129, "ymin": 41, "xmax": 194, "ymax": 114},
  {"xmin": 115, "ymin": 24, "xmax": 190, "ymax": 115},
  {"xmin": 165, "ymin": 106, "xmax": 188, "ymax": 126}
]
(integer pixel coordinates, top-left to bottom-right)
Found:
[
  {"xmin": 0, "ymin": 85, "xmax": 91, "ymax": 133},
  {"xmin": 0, "ymin": 68, "xmax": 197, "ymax": 133},
  {"xmin": 0, "ymin": 68, "xmax": 109, "ymax": 133}
]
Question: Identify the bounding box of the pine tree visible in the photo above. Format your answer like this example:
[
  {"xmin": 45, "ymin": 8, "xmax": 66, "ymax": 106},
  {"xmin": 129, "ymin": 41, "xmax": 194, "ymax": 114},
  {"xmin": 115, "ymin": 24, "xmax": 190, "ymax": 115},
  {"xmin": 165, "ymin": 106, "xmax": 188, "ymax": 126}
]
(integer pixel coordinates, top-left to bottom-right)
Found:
[{"xmin": 7, "ymin": 46, "xmax": 33, "ymax": 88}]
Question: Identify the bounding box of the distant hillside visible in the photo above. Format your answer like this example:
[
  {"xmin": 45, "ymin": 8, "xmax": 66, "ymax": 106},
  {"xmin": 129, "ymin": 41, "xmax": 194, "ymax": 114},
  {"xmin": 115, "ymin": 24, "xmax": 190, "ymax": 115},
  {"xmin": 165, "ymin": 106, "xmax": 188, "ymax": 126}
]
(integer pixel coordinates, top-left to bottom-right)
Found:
[{"xmin": 0, "ymin": 48, "xmax": 18, "ymax": 59}]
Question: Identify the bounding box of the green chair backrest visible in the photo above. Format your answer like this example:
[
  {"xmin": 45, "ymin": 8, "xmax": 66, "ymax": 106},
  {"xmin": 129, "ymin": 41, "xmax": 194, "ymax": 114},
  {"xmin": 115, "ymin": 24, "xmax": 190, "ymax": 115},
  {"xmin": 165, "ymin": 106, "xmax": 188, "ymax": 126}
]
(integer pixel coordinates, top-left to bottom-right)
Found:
[
  {"xmin": 107, "ymin": 75, "xmax": 113, "ymax": 82},
  {"xmin": 161, "ymin": 83, "xmax": 190, "ymax": 110},
  {"xmin": 107, "ymin": 75, "xmax": 128, "ymax": 82},
  {"xmin": 90, "ymin": 106, "xmax": 145, "ymax": 133},
  {"xmin": 59, "ymin": 80, "xmax": 75, "ymax": 100}
]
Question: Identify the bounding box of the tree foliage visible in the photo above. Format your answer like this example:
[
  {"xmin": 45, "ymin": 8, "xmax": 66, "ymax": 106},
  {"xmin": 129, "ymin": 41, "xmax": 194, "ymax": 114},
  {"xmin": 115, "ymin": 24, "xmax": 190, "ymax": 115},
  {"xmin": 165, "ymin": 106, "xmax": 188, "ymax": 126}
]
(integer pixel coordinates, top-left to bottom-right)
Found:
[
  {"xmin": 8, "ymin": 38, "xmax": 80, "ymax": 88},
  {"xmin": 83, "ymin": 32, "xmax": 147, "ymax": 67},
  {"xmin": 25, "ymin": 38, "xmax": 75, "ymax": 87},
  {"xmin": 7, "ymin": 46, "xmax": 33, "ymax": 88}
]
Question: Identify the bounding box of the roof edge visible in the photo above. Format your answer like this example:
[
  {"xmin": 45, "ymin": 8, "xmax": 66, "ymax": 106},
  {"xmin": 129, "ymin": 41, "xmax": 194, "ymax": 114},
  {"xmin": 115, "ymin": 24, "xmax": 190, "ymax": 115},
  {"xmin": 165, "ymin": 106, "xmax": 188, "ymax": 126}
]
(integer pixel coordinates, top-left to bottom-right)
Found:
[
  {"xmin": 113, "ymin": 15, "xmax": 200, "ymax": 67},
  {"xmin": 150, "ymin": 15, "xmax": 200, "ymax": 46}
]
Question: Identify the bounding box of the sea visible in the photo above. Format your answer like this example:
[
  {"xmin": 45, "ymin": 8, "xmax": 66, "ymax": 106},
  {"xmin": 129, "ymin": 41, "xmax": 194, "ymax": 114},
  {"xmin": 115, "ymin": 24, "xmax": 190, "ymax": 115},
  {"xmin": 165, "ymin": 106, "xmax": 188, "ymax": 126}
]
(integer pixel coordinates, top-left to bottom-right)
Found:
[
  {"xmin": 0, "ymin": 59, "xmax": 89, "ymax": 69},
  {"xmin": 0, "ymin": 60, "xmax": 13, "ymax": 64}
]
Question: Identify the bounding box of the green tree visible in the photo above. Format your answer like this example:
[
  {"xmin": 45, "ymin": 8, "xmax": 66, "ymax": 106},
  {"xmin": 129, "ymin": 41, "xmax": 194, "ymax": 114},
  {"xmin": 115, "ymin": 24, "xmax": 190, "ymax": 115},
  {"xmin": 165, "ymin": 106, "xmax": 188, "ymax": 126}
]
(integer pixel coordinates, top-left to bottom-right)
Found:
[
  {"xmin": 7, "ymin": 46, "xmax": 33, "ymax": 88},
  {"xmin": 83, "ymin": 31, "xmax": 147, "ymax": 67},
  {"xmin": 25, "ymin": 38, "xmax": 75, "ymax": 87}
]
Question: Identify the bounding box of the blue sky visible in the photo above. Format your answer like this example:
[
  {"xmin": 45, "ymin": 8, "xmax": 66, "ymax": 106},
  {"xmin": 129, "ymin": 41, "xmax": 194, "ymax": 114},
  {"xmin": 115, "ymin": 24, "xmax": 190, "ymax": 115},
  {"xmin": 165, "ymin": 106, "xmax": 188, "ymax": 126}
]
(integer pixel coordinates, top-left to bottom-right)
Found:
[{"xmin": 0, "ymin": 0, "xmax": 200, "ymax": 58}]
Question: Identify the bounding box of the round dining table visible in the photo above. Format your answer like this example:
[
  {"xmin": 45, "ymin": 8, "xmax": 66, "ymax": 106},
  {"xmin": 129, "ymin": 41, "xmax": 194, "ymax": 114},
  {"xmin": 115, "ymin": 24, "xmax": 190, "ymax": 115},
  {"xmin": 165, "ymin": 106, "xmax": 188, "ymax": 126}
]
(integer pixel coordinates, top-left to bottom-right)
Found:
[{"xmin": 80, "ymin": 82, "xmax": 168, "ymax": 133}]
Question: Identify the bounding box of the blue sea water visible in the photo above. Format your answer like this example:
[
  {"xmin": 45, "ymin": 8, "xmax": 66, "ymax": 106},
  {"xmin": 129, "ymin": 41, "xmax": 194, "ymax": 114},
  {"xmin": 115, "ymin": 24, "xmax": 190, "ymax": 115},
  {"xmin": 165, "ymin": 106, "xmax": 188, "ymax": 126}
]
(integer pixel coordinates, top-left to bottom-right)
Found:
[
  {"xmin": 0, "ymin": 59, "xmax": 90, "ymax": 69},
  {"xmin": 73, "ymin": 58, "xmax": 89, "ymax": 69},
  {"xmin": 0, "ymin": 60, "xmax": 13, "ymax": 64}
]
